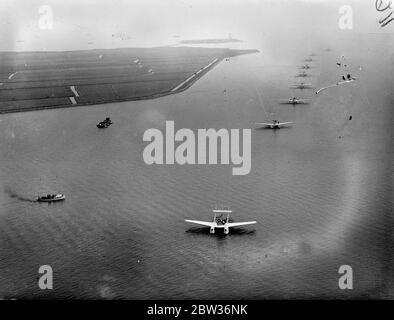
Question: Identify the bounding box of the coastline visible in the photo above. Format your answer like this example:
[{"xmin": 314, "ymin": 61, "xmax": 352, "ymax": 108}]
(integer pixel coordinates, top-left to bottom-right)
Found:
[{"xmin": 0, "ymin": 47, "xmax": 258, "ymax": 114}]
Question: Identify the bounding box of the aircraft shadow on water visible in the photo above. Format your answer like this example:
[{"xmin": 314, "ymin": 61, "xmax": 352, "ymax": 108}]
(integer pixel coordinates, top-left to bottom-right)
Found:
[
  {"xmin": 185, "ymin": 226, "xmax": 256, "ymax": 237},
  {"xmin": 254, "ymin": 125, "xmax": 292, "ymax": 131}
]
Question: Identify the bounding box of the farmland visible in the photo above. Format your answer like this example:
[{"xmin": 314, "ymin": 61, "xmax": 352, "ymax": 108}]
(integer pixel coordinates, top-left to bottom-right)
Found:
[{"xmin": 0, "ymin": 47, "xmax": 257, "ymax": 113}]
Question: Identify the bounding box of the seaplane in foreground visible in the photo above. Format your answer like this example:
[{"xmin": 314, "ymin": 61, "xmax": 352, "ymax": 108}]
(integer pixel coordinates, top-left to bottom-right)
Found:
[
  {"xmin": 280, "ymin": 97, "xmax": 310, "ymax": 105},
  {"xmin": 255, "ymin": 119, "xmax": 293, "ymax": 129},
  {"xmin": 185, "ymin": 209, "xmax": 256, "ymax": 234},
  {"xmin": 291, "ymin": 82, "xmax": 313, "ymax": 90}
]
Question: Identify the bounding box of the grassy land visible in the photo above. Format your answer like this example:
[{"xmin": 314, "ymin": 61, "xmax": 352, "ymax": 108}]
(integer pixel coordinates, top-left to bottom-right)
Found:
[{"xmin": 0, "ymin": 47, "xmax": 257, "ymax": 114}]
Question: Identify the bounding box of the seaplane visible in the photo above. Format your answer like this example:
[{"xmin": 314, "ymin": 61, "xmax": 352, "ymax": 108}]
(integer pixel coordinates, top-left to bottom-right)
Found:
[
  {"xmin": 280, "ymin": 97, "xmax": 310, "ymax": 105},
  {"xmin": 291, "ymin": 82, "xmax": 313, "ymax": 90},
  {"xmin": 185, "ymin": 209, "xmax": 256, "ymax": 234},
  {"xmin": 300, "ymin": 64, "xmax": 312, "ymax": 69},
  {"xmin": 255, "ymin": 119, "xmax": 293, "ymax": 129},
  {"xmin": 296, "ymin": 71, "xmax": 309, "ymax": 77}
]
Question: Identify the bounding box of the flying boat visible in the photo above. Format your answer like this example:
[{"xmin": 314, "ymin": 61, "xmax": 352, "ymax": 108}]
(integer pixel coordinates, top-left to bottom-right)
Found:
[
  {"xmin": 280, "ymin": 97, "xmax": 310, "ymax": 105},
  {"xmin": 185, "ymin": 209, "xmax": 256, "ymax": 235},
  {"xmin": 255, "ymin": 120, "xmax": 293, "ymax": 129}
]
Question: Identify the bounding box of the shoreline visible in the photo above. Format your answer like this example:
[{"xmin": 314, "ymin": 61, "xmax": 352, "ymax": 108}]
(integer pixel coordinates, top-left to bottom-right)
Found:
[
  {"xmin": 0, "ymin": 47, "xmax": 258, "ymax": 114},
  {"xmin": 0, "ymin": 57, "xmax": 221, "ymax": 115},
  {"xmin": 0, "ymin": 58, "xmax": 220, "ymax": 115}
]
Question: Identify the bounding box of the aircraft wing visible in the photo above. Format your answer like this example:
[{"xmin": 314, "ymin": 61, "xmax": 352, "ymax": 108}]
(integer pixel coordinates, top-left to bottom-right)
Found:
[
  {"xmin": 278, "ymin": 122, "xmax": 293, "ymax": 126},
  {"xmin": 227, "ymin": 221, "xmax": 257, "ymax": 227},
  {"xmin": 255, "ymin": 123, "xmax": 272, "ymax": 126},
  {"xmin": 185, "ymin": 219, "xmax": 215, "ymax": 227}
]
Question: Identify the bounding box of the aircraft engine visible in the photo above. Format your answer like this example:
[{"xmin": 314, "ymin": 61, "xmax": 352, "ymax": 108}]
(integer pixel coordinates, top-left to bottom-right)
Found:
[
  {"xmin": 210, "ymin": 227, "xmax": 215, "ymax": 234},
  {"xmin": 224, "ymin": 227, "xmax": 229, "ymax": 234}
]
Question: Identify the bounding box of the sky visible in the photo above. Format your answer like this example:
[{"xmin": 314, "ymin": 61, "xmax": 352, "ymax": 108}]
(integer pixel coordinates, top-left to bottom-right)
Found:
[{"xmin": 0, "ymin": 0, "xmax": 386, "ymax": 52}]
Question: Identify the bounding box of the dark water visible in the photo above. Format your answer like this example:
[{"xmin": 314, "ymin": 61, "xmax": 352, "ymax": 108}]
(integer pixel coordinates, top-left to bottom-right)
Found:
[{"xmin": 0, "ymin": 32, "xmax": 393, "ymax": 299}]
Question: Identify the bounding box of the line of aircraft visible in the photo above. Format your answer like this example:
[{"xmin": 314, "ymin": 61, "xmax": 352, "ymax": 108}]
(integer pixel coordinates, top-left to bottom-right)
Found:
[
  {"xmin": 186, "ymin": 55, "xmax": 318, "ymax": 235},
  {"xmin": 255, "ymin": 53, "xmax": 315, "ymax": 130}
]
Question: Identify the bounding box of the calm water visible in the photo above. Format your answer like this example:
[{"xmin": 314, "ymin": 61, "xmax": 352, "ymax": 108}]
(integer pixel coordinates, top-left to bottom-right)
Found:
[{"xmin": 0, "ymin": 33, "xmax": 393, "ymax": 299}]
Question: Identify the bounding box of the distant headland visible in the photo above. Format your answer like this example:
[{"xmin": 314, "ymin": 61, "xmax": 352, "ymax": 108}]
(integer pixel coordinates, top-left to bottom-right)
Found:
[{"xmin": 179, "ymin": 38, "xmax": 243, "ymax": 44}]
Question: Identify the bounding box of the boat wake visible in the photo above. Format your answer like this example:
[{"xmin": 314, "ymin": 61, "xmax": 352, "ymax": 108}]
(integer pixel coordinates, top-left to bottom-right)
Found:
[
  {"xmin": 4, "ymin": 187, "xmax": 37, "ymax": 203},
  {"xmin": 315, "ymin": 79, "xmax": 356, "ymax": 94}
]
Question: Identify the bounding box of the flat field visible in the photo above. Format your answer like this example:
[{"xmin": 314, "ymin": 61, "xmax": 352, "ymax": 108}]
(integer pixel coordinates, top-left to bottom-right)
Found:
[{"xmin": 0, "ymin": 47, "xmax": 257, "ymax": 113}]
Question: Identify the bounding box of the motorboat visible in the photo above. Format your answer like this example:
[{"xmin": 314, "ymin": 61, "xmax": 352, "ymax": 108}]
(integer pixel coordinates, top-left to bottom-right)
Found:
[
  {"xmin": 37, "ymin": 194, "xmax": 65, "ymax": 202},
  {"xmin": 97, "ymin": 117, "xmax": 113, "ymax": 128}
]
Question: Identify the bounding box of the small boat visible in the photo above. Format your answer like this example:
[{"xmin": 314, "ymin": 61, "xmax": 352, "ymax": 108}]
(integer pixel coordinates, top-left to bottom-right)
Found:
[
  {"xmin": 97, "ymin": 122, "xmax": 107, "ymax": 128},
  {"xmin": 97, "ymin": 117, "xmax": 113, "ymax": 128},
  {"xmin": 37, "ymin": 194, "xmax": 65, "ymax": 202}
]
